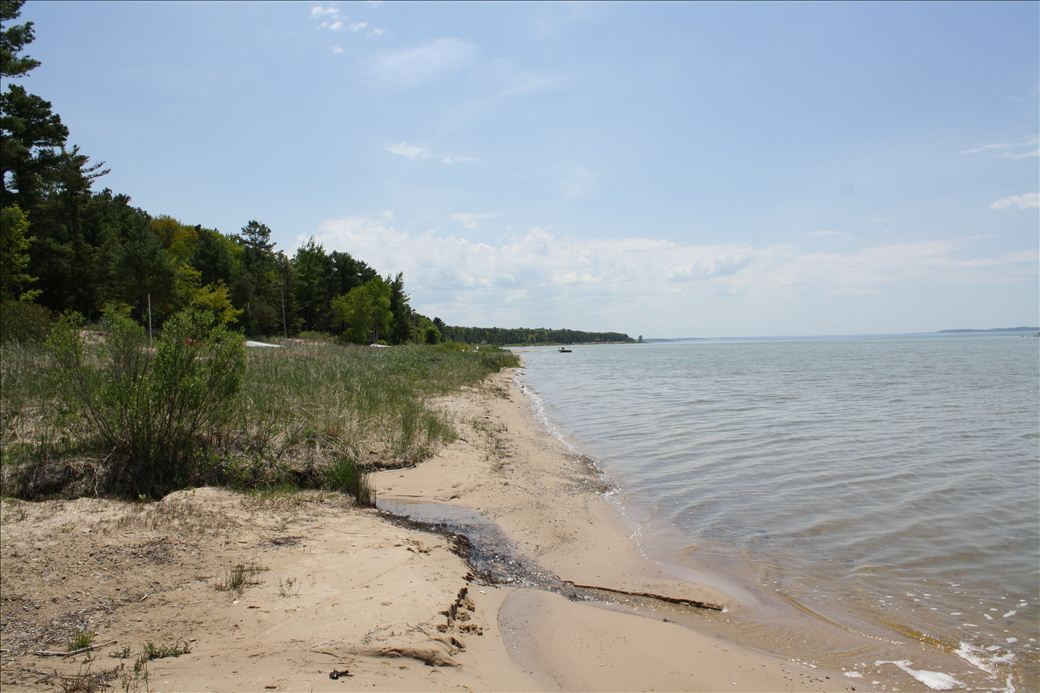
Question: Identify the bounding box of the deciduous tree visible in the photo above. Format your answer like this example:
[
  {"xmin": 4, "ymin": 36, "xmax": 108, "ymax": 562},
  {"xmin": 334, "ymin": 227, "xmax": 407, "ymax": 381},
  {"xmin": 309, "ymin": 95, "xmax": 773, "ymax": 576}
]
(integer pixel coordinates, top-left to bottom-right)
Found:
[
  {"xmin": 0, "ymin": 203, "xmax": 37, "ymax": 299},
  {"xmin": 331, "ymin": 277, "xmax": 392, "ymax": 344}
]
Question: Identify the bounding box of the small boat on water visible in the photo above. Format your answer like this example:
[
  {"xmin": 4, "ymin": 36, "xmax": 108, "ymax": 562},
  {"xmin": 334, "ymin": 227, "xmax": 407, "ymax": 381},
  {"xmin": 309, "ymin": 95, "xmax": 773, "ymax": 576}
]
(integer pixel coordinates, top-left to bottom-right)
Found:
[{"xmin": 558, "ymin": 347, "xmax": 572, "ymax": 353}]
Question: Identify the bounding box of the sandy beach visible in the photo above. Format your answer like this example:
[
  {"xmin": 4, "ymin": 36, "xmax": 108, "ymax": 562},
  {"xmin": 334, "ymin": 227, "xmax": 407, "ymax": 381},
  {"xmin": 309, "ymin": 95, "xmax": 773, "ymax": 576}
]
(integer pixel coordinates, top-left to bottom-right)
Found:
[{"xmin": 0, "ymin": 368, "xmax": 851, "ymax": 692}]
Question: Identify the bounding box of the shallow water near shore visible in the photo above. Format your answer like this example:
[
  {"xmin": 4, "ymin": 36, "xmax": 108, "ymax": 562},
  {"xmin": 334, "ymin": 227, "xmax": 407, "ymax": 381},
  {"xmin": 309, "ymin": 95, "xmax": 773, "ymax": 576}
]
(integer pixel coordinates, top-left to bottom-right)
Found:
[{"xmin": 516, "ymin": 333, "xmax": 1039, "ymax": 690}]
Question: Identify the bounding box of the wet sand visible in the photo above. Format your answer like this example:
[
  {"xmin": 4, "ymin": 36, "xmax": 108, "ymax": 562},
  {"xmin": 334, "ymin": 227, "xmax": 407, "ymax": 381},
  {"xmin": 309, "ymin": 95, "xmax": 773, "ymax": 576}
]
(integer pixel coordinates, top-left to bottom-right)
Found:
[{"xmin": 1, "ymin": 368, "xmax": 849, "ymax": 691}]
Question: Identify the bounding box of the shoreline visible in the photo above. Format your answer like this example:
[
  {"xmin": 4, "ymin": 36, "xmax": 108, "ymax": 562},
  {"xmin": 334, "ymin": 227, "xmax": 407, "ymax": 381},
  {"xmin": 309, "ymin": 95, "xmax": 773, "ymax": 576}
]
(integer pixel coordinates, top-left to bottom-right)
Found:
[
  {"xmin": 372, "ymin": 367, "xmax": 851, "ymax": 690},
  {"xmin": 509, "ymin": 349, "xmax": 1035, "ymax": 692},
  {"xmin": 1, "ymin": 367, "xmax": 853, "ymax": 691}
]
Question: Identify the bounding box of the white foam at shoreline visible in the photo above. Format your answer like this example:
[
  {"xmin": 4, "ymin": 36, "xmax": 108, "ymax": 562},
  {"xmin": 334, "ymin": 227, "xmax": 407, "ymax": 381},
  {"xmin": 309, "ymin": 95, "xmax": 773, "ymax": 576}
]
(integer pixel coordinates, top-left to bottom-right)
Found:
[
  {"xmin": 954, "ymin": 641, "xmax": 1015, "ymax": 675},
  {"xmin": 515, "ymin": 371, "xmax": 620, "ymax": 498},
  {"xmin": 512, "ymin": 368, "xmax": 665, "ymax": 567},
  {"xmin": 514, "ymin": 368, "xmax": 637, "ymax": 507},
  {"xmin": 876, "ymin": 660, "xmax": 963, "ymax": 690},
  {"xmin": 515, "ymin": 375, "xmax": 570, "ymax": 447},
  {"xmin": 513, "ymin": 365, "xmax": 748, "ymax": 600}
]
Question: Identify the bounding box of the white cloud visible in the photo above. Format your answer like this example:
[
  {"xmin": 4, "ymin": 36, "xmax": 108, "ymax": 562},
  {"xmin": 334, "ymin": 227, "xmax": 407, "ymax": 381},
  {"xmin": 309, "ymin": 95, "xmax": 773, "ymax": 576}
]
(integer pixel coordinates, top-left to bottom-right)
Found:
[
  {"xmin": 383, "ymin": 143, "xmax": 475, "ymax": 164},
  {"xmin": 665, "ymin": 249, "xmax": 758, "ymax": 282},
  {"xmin": 299, "ymin": 215, "xmax": 1037, "ymax": 332},
  {"xmin": 998, "ymin": 149, "xmax": 1040, "ymax": 159},
  {"xmin": 960, "ymin": 135, "xmax": 1039, "ymax": 157},
  {"xmin": 991, "ymin": 193, "xmax": 1040, "ymax": 210},
  {"xmin": 558, "ymin": 165, "xmax": 597, "ymax": 198},
  {"xmin": 331, "ymin": 44, "xmax": 345, "ymax": 55},
  {"xmin": 811, "ymin": 229, "xmax": 851, "ymax": 238},
  {"xmin": 367, "ymin": 38, "xmax": 476, "ymax": 86},
  {"xmin": 497, "ymin": 71, "xmax": 565, "ymax": 98},
  {"xmin": 386, "ymin": 142, "xmax": 428, "ymax": 159},
  {"xmin": 310, "ymin": 5, "xmax": 380, "ymax": 38},
  {"xmin": 310, "ymin": 5, "xmax": 339, "ymax": 18},
  {"xmin": 434, "ymin": 61, "xmax": 569, "ymax": 135},
  {"xmin": 451, "ymin": 212, "xmax": 499, "ymax": 230}
]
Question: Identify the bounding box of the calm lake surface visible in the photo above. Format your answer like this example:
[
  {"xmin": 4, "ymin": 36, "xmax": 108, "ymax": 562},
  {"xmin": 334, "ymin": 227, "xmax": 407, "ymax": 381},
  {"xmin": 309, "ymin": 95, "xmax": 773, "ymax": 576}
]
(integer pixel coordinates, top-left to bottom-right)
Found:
[{"xmin": 516, "ymin": 334, "xmax": 1039, "ymax": 689}]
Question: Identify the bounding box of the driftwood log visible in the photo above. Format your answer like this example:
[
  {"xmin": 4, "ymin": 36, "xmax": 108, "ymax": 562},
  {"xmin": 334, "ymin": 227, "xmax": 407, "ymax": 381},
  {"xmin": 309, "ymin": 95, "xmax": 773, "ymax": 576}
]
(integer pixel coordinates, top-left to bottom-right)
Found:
[{"xmin": 565, "ymin": 582, "xmax": 725, "ymax": 611}]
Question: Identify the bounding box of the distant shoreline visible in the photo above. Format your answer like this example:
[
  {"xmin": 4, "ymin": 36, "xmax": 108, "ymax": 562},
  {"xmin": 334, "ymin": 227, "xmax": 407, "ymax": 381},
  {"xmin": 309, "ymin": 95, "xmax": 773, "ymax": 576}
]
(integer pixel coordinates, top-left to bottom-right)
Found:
[
  {"xmin": 936, "ymin": 326, "xmax": 1039, "ymax": 333},
  {"xmin": 639, "ymin": 327, "xmax": 1040, "ymax": 342}
]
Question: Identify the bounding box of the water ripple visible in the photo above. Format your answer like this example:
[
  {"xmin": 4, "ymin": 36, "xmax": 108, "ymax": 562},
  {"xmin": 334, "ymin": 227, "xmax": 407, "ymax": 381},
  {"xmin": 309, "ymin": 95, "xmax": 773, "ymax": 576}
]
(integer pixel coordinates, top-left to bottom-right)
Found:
[{"xmin": 519, "ymin": 335, "xmax": 1040, "ymax": 686}]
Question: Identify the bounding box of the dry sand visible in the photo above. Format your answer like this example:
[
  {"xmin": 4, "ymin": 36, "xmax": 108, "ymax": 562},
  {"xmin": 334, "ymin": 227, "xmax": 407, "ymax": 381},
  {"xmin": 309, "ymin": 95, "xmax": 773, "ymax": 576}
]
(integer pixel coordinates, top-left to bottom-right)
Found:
[{"xmin": 1, "ymin": 368, "xmax": 854, "ymax": 692}]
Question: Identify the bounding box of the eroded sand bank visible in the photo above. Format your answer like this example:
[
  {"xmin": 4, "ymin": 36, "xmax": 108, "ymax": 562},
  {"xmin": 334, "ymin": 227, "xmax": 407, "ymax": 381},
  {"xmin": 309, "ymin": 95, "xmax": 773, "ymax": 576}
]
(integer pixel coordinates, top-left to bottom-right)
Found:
[{"xmin": 1, "ymin": 369, "xmax": 848, "ymax": 692}]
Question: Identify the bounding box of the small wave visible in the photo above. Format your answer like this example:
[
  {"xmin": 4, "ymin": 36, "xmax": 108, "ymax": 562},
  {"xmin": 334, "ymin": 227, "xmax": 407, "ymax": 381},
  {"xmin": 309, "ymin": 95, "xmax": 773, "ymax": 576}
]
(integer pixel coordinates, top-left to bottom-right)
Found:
[
  {"xmin": 515, "ymin": 338, "xmax": 1039, "ymax": 687},
  {"xmin": 514, "ymin": 371, "xmax": 619, "ymax": 498},
  {"xmin": 953, "ymin": 641, "xmax": 1015, "ymax": 676},
  {"xmin": 514, "ymin": 373, "xmax": 579, "ymax": 452},
  {"xmin": 875, "ymin": 660, "xmax": 963, "ymax": 690}
]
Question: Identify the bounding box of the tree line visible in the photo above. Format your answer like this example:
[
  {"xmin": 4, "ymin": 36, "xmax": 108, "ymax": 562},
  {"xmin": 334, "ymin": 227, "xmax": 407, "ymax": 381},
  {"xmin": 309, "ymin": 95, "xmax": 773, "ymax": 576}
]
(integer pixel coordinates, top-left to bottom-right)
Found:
[
  {"xmin": 440, "ymin": 325, "xmax": 633, "ymax": 346},
  {"xmin": 0, "ymin": 1, "xmax": 631, "ymax": 347},
  {"xmin": 0, "ymin": 0, "xmax": 442, "ymax": 345}
]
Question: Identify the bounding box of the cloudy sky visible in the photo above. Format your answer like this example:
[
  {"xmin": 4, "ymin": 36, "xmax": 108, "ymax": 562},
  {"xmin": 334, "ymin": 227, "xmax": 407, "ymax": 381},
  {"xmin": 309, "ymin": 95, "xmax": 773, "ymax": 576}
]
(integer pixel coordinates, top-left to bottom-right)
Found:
[{"xmin": 19, "ymin": 1, "xmax": 1039, "ymax": 337}]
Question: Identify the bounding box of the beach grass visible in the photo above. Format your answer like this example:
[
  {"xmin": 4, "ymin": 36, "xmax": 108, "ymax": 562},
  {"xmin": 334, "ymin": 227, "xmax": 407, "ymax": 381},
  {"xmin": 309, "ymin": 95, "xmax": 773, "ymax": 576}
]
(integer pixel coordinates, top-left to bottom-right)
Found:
[
  {"xmin": 0, "ymin": 339, "xmax": 518, "ymax": 499},
  {"xmin": 142, "ymin": 641, "xmax": 193, "ymax": 660}
]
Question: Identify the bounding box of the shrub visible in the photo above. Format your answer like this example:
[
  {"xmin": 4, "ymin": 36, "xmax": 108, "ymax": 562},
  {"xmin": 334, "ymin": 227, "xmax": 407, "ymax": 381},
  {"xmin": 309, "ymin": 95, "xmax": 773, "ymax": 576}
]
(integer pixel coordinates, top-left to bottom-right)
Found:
[
  {"xmin": 296, "ymin": 330, "xmax": 334, "ymax": 343},
  {"xmin": 47, "ymin": 306, "xmax": 246, "ymax": 497},
  {"xmin": 142, "ymin": 641, "xmax": 192, "ymax": 660},
  {"xmin": 478, "ymin": 344, "xmax": 520, "ymax": 369},
  {"xmin": 68, "ymin": 630, "xmax": 94, "ymax": 651},
  {"xmin": 436, "ymin": 340, "xmax": 469, "ymax": 352},
  {"xmin": 323, "ymin": 454, "xmax": 375, "ymax": 506},
  {"xmin": 0, "ymin": 300, "xmax": 54, "ymax": 344}
]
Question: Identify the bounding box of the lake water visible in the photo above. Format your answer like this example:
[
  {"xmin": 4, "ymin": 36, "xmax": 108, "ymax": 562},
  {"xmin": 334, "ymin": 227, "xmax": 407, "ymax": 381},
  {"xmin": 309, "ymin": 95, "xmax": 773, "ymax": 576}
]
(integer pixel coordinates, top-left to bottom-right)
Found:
[{"xmin": 515, "ymin": 334, "xmax": 1039, "ymax": 691}]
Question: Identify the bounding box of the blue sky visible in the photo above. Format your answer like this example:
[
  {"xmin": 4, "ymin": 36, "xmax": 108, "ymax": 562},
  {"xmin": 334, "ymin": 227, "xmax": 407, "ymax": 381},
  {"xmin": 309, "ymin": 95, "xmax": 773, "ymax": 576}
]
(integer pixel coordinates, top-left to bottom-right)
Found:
[{"xmin": 17, "ymin": 1, "xmax": 1039, "ymax": 337}]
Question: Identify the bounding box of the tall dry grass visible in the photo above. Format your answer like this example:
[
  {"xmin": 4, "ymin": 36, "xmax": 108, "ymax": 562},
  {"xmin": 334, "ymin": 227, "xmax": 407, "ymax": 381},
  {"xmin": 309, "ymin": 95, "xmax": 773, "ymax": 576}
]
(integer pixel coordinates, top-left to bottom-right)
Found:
[{"xmin": 0, "ymin": 337, "xmax": 518, "ymax": 500}]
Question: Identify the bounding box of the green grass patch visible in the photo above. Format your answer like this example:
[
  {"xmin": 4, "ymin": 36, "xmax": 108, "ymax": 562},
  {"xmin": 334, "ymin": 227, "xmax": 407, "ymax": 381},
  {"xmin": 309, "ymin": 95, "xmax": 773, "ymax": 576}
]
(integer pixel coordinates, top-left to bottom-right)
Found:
[
  {"xmin": 142, "ymin": 641, "xmax": 192, "ymax": 660},
  {"xmin": 68, "ymin": 629, "xmax": 94, "ymax": 651},
  {"xmin": 323, "ymin": 455, "xmax": 375, "ymax": 506}
]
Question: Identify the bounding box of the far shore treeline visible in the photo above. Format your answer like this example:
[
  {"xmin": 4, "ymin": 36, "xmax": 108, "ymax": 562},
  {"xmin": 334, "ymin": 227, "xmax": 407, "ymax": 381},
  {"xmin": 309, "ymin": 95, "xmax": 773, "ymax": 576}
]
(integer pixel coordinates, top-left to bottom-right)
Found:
[
  {"xmin": 441, "ymin": 325, "xmax": 633, "ymax": 345},
  {"xmin": 0, "ymin": 1, "xmax": 629, "ymax": 346}
]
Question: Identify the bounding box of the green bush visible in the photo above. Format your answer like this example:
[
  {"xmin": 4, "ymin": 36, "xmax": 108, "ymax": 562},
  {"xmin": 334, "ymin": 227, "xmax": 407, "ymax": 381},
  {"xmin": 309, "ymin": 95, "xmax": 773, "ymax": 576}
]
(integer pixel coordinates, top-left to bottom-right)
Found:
[
  {"xmin": 47, "ymin": 306, "xmax": 246, "ymax": 497},
  {"xmin": 323, "ymin": 455, "xmax": 375, "ymax": 506},
  {"xmin": 296, "ymin": 330, "xmax": 335, "ymax": 343},
  {"xmin": 436, "ymin": 340, "xmax": 469, "ymax": 352},
  {"xmin": 0, "ymin": 300, "xmax": 54, "ymax": 344}
]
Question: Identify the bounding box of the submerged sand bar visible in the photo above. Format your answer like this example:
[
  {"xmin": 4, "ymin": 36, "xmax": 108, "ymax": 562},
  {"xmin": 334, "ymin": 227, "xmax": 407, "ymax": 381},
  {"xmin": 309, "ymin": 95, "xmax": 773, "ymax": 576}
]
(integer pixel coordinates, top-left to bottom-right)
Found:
[{"xmin": 1, "ymin": 369, "xmax": 848, "ymax": 691}]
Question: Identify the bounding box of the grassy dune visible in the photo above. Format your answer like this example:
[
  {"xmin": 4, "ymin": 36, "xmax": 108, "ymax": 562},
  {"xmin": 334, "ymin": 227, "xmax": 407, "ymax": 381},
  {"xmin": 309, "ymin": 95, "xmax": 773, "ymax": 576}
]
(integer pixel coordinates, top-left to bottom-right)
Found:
[{"xmin": 0, "ymin": 339, "xmax": 518, "ymax": 499}]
